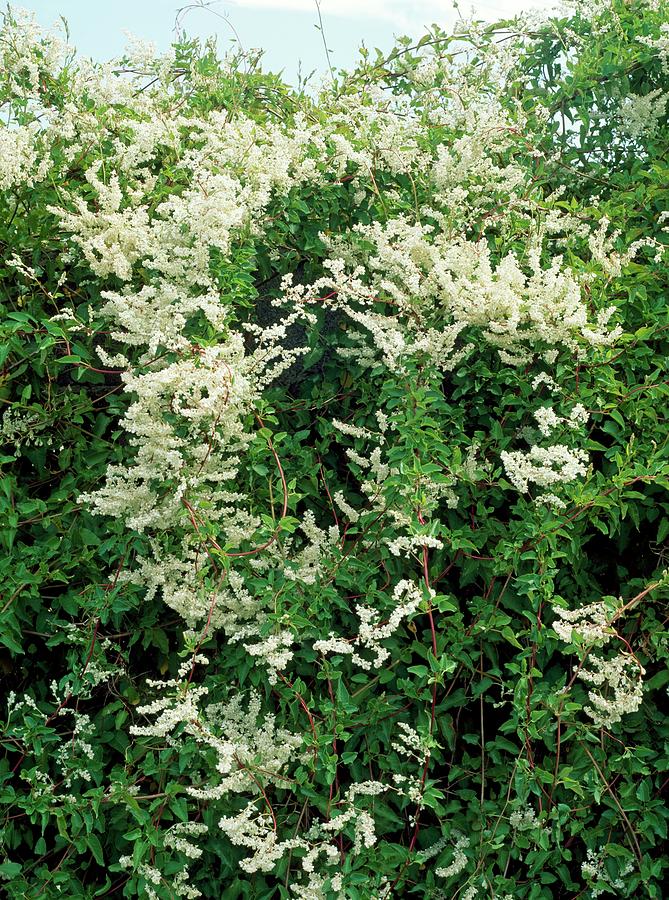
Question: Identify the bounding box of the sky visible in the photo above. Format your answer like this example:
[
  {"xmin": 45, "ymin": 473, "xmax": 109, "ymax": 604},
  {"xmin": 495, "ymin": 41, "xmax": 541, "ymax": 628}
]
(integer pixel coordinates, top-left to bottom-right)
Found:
[{"xmin": 24, "ymin": 0, "xmax": 559, "ymax": 84}]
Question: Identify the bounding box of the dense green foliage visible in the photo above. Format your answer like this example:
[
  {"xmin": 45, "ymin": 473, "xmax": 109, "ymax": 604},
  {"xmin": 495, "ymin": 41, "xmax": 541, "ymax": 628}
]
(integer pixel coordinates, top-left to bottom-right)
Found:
[{"xmin": 1, "ymin": 2, "xmax": 668, "ymax": 897}]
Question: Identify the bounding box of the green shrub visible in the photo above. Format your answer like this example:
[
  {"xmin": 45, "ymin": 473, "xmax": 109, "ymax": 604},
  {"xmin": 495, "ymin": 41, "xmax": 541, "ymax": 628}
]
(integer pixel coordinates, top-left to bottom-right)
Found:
[{"xmin": 1, "ymin": 1, "xmax": 668, "ymax": 897}]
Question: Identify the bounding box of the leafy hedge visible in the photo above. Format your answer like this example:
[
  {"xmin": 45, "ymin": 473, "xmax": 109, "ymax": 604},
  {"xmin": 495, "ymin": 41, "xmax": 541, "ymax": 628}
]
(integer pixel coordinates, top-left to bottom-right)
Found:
[{"xmin": 1, "ymin": 2, "xmax": 668, "ymax": 897}]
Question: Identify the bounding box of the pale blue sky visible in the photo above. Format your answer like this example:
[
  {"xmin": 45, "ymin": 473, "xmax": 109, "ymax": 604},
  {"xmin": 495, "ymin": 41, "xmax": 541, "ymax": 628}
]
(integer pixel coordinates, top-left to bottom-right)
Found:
[{"xmin": 24, "ymin": 0, "xmax": 557, "ymax": 84}]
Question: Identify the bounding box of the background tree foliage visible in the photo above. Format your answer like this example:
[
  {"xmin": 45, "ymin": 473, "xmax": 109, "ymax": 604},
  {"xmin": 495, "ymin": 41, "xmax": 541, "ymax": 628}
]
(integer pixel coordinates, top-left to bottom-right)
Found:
[{"xmin": 1, "ymin": 1, "xmax": 668, "ymax": 897}]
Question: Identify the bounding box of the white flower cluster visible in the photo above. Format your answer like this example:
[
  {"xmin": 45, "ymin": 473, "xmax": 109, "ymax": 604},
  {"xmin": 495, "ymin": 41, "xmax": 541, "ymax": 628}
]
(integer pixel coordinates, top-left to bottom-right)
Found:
[
  {"xmin": 314, "ymin": 580, "xmax": 427, "ymax": 670},
  {"xmin": 242, "ymin": 630, "xmax": 296, "ymax": 683},
  {"xmin": 553, "ymin": 597, "xmax": 646, "ymax": 727},
  {"xmin": 580, "ymin": 653, "xmax": 646, "ymax": 727},
  {"xmin": 218, "ymin": 803, "xmax": 299, "ymax": 874},
  {"xmin": 387, "ymin": 534, "xmax": 445, "ymax": 558},
  {"xmin": 129, "ymin": 678, "xmax": 208, "ymax": 740},
  {"xmin": 0, "ymin": 122, "xmax": 50, "ymax": 191},
  {"xmin": 391, "ymin": 721, "xmax": 431, "ymax": 762},
  {"xmin": 131, "ymin": 670, "xmax": 301, "ymax": 800},
  {"xmin": 533, "ymin": 403, "xmax": 589, "ymax": 438},
  {"xmin": 330, "ymin": 409, "xmax": 457, "ymax": 560},
  {"xmin": 120, "ymin": 853, "xmax": 204, "ymax": 900},
  {"xmin": 391, "ymin": 772, "xmax": 424, "ymax": 803},
  {"xmin": 331, "ymin": 419, "xmax": 383, "ymax": 442},
  {"xmin": 588, "ymin": 215, "xmax": 659, "ymax": 277},
  {"xmin": 163, "ymin": 822, "xmax": 209, "ymax": 859},
  {"xmin": 123, "ymin": 658, "xmax": 366, "ymax": 890},
  {"xmin": 0, "ymin": 6, "xmax": 70, "ymax": 100},
  {"xmin": 283, "ymin": 511, "xmax": 341, "ymax": 585},
  {"xmin": 332, "ymin": 490, "xmax": 360, "ymax": 523},
  {"xmin": 639, "ymin": 22, "xmax": 669, "ymax": 73},
  {"xmin": 284, "ymin": 219, "xmax": 622, "ymax": 375},
  {"xmin": 617, "ymin": 88, "xmax": 669, "ymax": 141},
  {"xmin": 501, "ymin": 444, "xmax": 589, "ymax": 494},
  {"xmin": 581, "ymin": 847, "xmax": 634, "ymax": 897},
  {"xmin": 435, "ymin": 832, "xmax": 470, "ymax": 879},
  {"xmin": 552, "ymin": 599, "xmax": 616, "ymax": 645},
  {"xmin": 51, "ymin": 709, "xmax": 96, "ymax": 787},
  {"xmin": 1, "ymin": 407, "xmax": 48, "ymax": 451},
  {"xmin": 342, "ymin": 441, "xmax": 404, "ymax": 523},
  {"xmin": 6, "ymin": 689, "xmax": 98, "ymax": 789},
  {"xmin": 509, "ymin": 805, "xmax": 541, "ymax": 832},
  {"xmin": 83, "ymin": 351, "xmax": 253, "ymax": 530},
  {"xmin": 119, "ymin": 856, "xmax": 204, "ymax": 900},
  {"xmin": 217, "ymin": 780, "xmax": 385, "ymax": 889}
]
